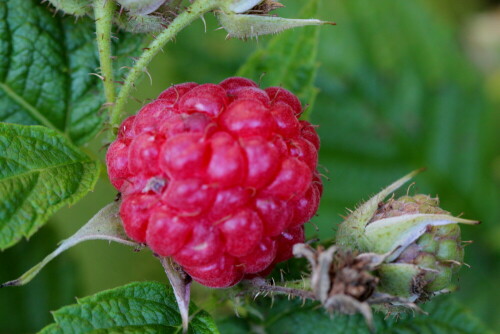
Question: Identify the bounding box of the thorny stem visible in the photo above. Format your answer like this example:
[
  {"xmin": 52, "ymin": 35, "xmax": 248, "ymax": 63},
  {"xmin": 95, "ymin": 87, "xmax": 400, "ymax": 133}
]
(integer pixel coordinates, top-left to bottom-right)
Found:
[
  {"xmin": 94, "ymin": 0, "xmax": 116, "ymax": 108},
  {"xmin": 110, "ymin": 0, "xmax": 220, "ymax": 135},
  {"xmin": 243, "ymin": 278, "xmax": 316, "ymax": 301}
]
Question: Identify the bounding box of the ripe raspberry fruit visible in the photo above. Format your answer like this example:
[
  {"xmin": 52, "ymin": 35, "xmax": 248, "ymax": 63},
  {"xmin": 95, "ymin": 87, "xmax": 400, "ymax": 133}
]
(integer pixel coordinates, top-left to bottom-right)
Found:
[{"xmin": 106, "ymin": 77, "xmax": 322, "ymax": 288}]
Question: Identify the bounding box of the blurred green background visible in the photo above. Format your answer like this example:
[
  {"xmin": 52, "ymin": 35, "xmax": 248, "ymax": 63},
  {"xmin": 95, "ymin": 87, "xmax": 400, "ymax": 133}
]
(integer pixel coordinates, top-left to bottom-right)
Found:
[{"xmin": 1, "ymin": 0, "xmax": 499, "ymax": 332}]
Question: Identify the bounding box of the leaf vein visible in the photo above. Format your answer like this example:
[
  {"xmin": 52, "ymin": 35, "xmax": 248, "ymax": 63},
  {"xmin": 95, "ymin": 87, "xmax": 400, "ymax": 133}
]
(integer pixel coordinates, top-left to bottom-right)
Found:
[{"xmin": 0, "ymin": 82, "xmax": 57, "ymax": 131}]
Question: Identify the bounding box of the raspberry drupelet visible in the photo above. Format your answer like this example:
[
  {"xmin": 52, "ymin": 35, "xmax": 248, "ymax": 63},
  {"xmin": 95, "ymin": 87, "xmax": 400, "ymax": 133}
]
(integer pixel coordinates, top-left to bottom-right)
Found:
[{"xmin": 106, "ymin": 77, "xmax": 322, "ymax": 288}]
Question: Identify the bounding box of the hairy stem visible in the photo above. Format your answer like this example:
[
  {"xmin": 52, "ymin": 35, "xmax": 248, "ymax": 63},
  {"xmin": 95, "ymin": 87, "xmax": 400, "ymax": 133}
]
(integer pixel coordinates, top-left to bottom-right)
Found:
[
  {"xmin": 110, "ymin": 0, "xmax": 220, "ymax": 134},
  {"xmin": 243, "ymin": 278, "xmax": 316, "ymax": 300},
  {"xmin": 94, "ymin": 0, "xmax": 116, "ymax": 108}
]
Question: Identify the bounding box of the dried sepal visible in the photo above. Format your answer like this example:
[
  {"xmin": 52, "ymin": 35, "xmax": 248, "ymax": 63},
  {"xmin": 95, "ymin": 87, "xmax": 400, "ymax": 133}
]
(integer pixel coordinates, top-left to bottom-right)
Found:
[
  {"xmin": 325, "ymin": 294, "xmax": 375, "ymax": 332},
  {"xmin": 292, "ymin": 243, "xmax": 416, "ymax": 330}
]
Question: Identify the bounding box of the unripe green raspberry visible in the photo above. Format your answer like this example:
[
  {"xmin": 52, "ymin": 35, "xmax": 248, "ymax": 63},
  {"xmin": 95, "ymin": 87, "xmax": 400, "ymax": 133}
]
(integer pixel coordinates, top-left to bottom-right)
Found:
[
  {"xmin": 372, "ymin": 195, "xmax": 465, "ymax": 301},
  {"xmin": 335, "ymin": 171, "xmax": 478, "ymax": 303}
]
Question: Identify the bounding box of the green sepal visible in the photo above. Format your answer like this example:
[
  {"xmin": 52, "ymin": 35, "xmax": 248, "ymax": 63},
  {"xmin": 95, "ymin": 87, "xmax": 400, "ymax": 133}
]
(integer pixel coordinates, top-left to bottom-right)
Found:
[
  {"xmin": 364, "ymin": 214, "xmax": 477, "ymax": 261},
  {"xmin": 336, "ymin": 169, "xmax": 423, "ymax": 250},
  {"xmin": 216, "ymin": 11, "xmax": 333, "ymax": 39}
]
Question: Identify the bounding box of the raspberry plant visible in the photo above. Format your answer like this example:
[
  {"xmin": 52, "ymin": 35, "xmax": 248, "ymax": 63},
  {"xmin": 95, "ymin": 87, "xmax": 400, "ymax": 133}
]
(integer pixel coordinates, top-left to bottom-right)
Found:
[{"xmin": 0, "ymin": 0, "xmax": 494, "ymax": 333}]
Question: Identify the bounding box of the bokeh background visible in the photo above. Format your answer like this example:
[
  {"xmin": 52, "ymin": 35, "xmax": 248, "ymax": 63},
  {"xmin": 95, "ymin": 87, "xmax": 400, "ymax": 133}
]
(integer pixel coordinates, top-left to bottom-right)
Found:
[{"xmin": 1, "ymin": 0, "xmax": 499, "ymax": 332}]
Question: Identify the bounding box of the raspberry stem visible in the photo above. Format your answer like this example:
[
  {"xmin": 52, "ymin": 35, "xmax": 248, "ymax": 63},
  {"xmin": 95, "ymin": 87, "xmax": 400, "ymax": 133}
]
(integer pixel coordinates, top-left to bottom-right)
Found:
[
  {"xmin": 242, "ymin": 278, "xmax": 316, "ymax": 300},
  {"xmin": 110, "ymin": 0, "xmax": 220, "ymax": 136},
  {"xmin": 94, "ymin": 0, "xmax": 116, "ymax": 109}
]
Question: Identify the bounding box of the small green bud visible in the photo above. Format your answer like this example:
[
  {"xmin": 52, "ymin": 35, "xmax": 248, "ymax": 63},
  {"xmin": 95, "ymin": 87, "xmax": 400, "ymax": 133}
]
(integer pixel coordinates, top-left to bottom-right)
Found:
[{"xmin": 336, "ymin": 171, "xmax": 479, "ymax": 303}]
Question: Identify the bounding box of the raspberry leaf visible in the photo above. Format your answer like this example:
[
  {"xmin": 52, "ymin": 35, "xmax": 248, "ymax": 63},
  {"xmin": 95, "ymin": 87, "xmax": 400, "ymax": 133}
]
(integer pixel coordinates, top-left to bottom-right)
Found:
[
  {"xmin": 218, "ymin": 297, "xmax": 494, "ymax": 334},
  {"xmin": 237, "ymin": 0, "xmax": 324, "ymax": 119},
  {"xmin": 1, "ymin": 201, "xmax": 138, "ymax": 286},
  {"xmin": 0, "ymin": 123, "xmax": 99, "ymax": 250},
  {"xmin": 0, "ymin": 0, "xmax": 144, "ymax": 145},
  {"xmin": 38, "ymin": 281, "xmax": 219, "ymax": 334}
]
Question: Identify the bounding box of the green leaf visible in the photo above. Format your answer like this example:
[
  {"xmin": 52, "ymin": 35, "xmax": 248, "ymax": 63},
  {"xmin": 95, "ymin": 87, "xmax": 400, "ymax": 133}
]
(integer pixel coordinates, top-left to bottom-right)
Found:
[
  {"xmin": 0, "ymin": 0, "xmax": 145, "ymax": 145},
  {"xmin": 39, "ymin": 281, "xmax": 220, "ymax": 334},
  {"xmin": 0, "ymin": 123, "xmax": 100, "ymax": 250},
  {"xmin": 218, "ymin": 297, "xmax": 493, "ymax": 334},
  {"xmin": 236, "ymin": 0, "xmax": 325, "ymax": 118}
]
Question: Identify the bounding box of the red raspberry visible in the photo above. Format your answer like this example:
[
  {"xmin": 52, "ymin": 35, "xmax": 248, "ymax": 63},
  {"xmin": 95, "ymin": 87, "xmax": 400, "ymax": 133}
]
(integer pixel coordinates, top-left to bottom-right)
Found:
[{"xmin": 106, "ymin": 77, "xmax": 322, "ymax": 288}]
